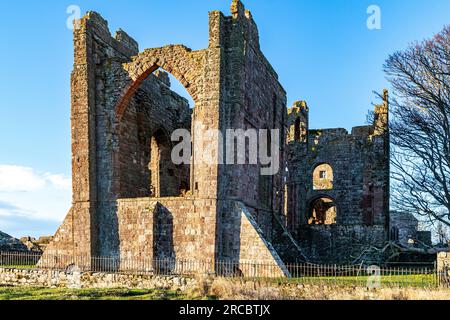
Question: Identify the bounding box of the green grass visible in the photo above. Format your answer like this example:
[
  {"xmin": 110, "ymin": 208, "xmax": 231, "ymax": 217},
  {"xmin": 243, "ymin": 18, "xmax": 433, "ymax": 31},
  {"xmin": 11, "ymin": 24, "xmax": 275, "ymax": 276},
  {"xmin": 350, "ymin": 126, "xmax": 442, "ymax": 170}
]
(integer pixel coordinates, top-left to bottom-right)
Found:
[
  {"xmin": 1, "ymin": 265, "xmax": 35, "ymax": 270},
  {"xmin": 270, "ymin": 274, "xmax": 437, "ymax": 288},
  {"xmin": 0, "ymin": 286, "xmax": 216, "ymax": 301}
]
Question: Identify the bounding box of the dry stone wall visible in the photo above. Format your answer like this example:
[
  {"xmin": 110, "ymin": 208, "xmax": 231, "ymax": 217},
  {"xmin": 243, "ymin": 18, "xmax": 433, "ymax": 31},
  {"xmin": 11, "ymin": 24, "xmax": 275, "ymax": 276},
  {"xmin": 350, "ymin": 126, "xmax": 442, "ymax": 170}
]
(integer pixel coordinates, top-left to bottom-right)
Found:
[{"xmin": 0, "ymin": 267, "xmax": 196, "ymax": 291}]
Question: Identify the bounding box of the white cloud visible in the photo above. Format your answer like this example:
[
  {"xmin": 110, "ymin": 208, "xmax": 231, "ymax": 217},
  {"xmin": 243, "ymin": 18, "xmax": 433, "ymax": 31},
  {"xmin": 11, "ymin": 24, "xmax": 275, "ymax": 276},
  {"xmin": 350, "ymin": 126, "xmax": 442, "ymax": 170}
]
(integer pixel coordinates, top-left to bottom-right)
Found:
[
  {"xmin": 0, "ymin": 165, "xmax": 71, "ymax": 192},
  {"xmin": 0, "ymin": 165, "xmax": 72, "ymax": 236},
  {"xmin": 0, "ymin": 165, "xmax": 46, "ymax": 192},
  {"xmin": 44, "ymin": 173, "xmax": 72, "ymax": 190},
  {"xmin": 0, "ymin": 208, "xmax": 15, "ymax": 217}
]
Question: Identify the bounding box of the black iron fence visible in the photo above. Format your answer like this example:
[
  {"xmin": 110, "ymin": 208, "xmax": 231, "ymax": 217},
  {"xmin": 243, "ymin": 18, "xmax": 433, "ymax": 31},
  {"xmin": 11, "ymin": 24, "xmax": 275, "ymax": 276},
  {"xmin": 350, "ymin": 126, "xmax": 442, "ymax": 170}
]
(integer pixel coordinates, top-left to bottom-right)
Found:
[{"xmin": 0, "ymin": 251, "xmax": 447, "ymax": 288}]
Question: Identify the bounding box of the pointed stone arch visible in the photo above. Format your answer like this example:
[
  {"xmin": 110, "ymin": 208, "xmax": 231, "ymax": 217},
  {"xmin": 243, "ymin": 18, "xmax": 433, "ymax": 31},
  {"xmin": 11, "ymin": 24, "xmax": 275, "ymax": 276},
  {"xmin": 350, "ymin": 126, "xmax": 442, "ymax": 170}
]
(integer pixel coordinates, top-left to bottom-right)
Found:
[{"xmin": 116, "ymin": 45, "xmax": 205, "ymax": 121}]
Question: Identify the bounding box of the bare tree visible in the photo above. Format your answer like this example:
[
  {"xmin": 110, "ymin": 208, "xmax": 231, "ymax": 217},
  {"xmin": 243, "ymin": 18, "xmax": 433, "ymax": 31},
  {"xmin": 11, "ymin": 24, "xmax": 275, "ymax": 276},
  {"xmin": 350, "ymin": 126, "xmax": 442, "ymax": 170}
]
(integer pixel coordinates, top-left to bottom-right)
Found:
[{"xmin": 384, "ymin": 26, "xmax": 450, "ymax": 228}]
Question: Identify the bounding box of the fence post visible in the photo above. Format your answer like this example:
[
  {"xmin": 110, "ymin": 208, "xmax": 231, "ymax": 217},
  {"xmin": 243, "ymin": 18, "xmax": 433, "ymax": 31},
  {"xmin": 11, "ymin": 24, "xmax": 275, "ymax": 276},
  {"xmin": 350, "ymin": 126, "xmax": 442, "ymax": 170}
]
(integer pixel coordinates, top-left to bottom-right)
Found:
[
  {"xmin": 333, "ymin": 264, "xmax": 337, "ymax": 286},
  {"xmin": 433, "ymin": 261, "xmax": 442, "ymax": 287},
  {"xmin": 434, "ymin": 260, "xmax": 439, "ymax": 287}
]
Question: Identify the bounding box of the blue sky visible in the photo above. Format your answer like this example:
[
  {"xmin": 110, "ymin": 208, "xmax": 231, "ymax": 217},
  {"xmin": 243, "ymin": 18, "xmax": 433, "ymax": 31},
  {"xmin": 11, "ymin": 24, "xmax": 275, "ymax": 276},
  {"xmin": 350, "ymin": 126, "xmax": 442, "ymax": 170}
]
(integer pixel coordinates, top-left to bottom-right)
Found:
[{"xmin": 1, "ymin": 0, "xmax": 449, "ymax": 238}]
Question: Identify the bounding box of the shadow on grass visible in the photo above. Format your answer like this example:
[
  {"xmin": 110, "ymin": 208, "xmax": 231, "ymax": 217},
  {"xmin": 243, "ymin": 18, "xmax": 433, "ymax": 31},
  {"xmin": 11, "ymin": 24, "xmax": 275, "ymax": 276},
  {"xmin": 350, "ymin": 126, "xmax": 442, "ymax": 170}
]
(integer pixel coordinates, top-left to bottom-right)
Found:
[{"xmin": 0, "ymin": 286, "xmax": 217, "ymax": 301}]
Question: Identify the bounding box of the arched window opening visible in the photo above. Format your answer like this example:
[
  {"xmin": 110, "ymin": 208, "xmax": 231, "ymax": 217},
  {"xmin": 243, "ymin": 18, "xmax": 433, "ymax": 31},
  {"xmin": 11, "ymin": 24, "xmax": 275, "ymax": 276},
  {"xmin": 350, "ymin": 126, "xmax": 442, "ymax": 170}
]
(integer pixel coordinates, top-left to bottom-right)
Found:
[
  {"xmin": 390, "ymin": 227, "xmax": 400, "ymax": 242},
  {"xmin": 150, "ymin": 129, "xmax": 174, "ymax": 197},
  {"xmin": 308, "ymin": 197, "xmax": 337, "ymax": 225},
  {"xmin": 118, "ymin": 66, "xmax": 193, "ymax": 199},
  {"xmin": 294, "ymin": 117, "xmax": 301, "ymax": 142},
  {"xmin": 313, "ymin": 163, "xmax": 334, "ymax": 190}
]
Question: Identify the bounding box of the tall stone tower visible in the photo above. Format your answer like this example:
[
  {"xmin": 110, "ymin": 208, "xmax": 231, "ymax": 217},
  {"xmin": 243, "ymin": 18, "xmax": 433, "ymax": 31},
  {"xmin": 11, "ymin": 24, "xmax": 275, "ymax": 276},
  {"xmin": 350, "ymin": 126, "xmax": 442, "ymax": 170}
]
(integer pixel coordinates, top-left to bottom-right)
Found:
[{"xmin": 286, "ymin": 101, "xmax": 310, "ymax": 232}]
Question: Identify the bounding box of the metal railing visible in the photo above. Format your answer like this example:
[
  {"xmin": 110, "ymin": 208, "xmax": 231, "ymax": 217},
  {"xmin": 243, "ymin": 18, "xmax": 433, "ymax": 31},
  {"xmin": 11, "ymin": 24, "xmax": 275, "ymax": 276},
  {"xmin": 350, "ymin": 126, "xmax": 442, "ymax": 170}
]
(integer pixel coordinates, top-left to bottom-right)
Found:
[
  {"xmin": 285, "ymin": 262, "xmax": 440, "ymax": 288},
  {"xmin": 0, "ymin": 251, "xmax": 446, "ymax": 288}
]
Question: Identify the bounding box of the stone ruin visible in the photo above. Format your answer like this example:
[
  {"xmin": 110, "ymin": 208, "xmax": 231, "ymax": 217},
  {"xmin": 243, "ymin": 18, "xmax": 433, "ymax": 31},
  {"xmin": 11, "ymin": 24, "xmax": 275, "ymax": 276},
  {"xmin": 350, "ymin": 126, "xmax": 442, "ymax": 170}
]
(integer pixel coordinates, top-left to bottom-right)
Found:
[
  {"xmin": 389, "ymin": 211, "xmax": 432, "ymax": 248},
  {"xmin": 42, "ymin": 0, "xmax": 405, "ymax": 274},
  {"xmin": 19, "ymin": 236, "xmax": 53, "ymax": 252},
  {"xmin": 286, "ymin": 92, "xmax": 390, "ymax": 263}
]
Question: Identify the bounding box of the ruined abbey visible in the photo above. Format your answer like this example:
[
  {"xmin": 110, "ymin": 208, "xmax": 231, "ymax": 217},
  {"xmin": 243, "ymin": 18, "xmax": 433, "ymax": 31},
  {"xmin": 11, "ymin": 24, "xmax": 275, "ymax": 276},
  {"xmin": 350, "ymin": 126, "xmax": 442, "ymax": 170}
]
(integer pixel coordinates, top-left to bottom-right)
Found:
[{"xmin": 43, "ymin": 0, "xmax": 399, "ymax": 275}]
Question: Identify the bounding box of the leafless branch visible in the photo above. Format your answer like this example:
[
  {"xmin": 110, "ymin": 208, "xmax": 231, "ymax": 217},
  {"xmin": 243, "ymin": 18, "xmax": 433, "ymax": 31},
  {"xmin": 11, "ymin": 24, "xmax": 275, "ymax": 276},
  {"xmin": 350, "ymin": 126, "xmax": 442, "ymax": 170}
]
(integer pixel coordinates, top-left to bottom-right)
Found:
[{"xmin": 385, "ymin": 26, "xmax": 450, "ymax": 229}]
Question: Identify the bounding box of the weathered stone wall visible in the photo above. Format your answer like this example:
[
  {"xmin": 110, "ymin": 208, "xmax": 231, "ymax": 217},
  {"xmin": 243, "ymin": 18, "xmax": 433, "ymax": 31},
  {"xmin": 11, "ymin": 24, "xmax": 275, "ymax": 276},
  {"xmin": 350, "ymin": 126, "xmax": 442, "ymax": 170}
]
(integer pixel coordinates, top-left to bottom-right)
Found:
[
  {"xmin": 213, "ymin": 0, "xmax": 287, "ymax": 263},
  {"xmin": 219, "ymin": 202, "xmax": 289, "ymax": 276},
  {"xmin": 0, "ymin": 268, "xmax": 196, "ymax": 291},
  {"xmin": 117, "ymin": 198, "xmax": 217, "ymax": 264},
  {"xmin": 286, "ymin": 92, "xmax": 390, "ymax": 263},
  {"xmin": 286, "ymin": 102, "xmax": 309, "ymax": 231},
  {"xmin": 388, "ymin": 211, "xmax": 432, "ymax": 249},
  {"xmin": 117, "ymin": 198, "xmax": 288, "ymax": 276},
  {"xmin": 296, "ymin": 225, "xmax": 387, "ymax": 264},
  {"xmin": 44, "ymin": 207, "xmax": 77, "ymax": 256},
  {"xmin": 389, "ymin": 211, "xmax": 420, "ymax": 246}
]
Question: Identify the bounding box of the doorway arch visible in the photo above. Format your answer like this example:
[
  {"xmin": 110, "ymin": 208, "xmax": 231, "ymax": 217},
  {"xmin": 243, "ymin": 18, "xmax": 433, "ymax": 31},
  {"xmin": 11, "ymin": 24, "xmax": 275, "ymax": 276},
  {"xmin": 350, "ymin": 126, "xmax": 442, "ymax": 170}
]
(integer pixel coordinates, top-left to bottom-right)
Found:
[{"xmin": 307, "ymin": 196, "xmax": 338, "ymax": 225}]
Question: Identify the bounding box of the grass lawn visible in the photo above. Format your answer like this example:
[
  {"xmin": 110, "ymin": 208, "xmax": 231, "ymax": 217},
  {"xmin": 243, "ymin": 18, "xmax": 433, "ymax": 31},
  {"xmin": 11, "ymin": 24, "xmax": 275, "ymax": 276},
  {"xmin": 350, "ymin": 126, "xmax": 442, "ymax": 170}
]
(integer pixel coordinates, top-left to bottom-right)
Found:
[
  {"xmin": 271, "ymin": 274, "xmax": 438, "ymax": 288},
  {"xmin": 0, "ymin": 286, "xmax": 215, "ymax": 300},
  {"xmin": 0, "ymin": 265, "xmax": 35, "ymax": 270}
]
